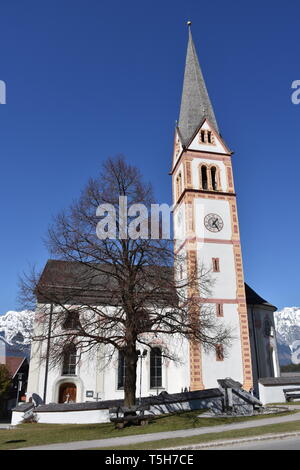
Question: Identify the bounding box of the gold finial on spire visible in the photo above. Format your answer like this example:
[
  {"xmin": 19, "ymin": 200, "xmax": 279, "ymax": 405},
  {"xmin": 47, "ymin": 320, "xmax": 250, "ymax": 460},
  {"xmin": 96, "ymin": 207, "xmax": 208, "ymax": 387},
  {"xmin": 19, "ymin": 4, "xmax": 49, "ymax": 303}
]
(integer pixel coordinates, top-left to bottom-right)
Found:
[{"xmin": 187, "ymin": 21, "xmax": 192, "ymax": 27}]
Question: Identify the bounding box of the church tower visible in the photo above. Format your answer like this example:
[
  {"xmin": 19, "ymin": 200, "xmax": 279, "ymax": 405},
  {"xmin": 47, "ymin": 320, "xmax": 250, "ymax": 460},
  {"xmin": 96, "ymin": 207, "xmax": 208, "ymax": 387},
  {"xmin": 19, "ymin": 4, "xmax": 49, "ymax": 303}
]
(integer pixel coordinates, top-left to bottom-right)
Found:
[{"xmin": 172, "ymin": 24, "xmax": 253, "ymax": 391}]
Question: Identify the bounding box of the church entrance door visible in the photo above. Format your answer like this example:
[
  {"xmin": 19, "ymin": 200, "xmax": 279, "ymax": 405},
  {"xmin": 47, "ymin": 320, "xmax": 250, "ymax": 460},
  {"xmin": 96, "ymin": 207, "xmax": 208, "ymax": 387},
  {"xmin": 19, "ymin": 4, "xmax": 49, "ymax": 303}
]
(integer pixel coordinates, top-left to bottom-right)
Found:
[{"xmin": 59, "ymin": 382, "xmax": 77, "ymax": 403}]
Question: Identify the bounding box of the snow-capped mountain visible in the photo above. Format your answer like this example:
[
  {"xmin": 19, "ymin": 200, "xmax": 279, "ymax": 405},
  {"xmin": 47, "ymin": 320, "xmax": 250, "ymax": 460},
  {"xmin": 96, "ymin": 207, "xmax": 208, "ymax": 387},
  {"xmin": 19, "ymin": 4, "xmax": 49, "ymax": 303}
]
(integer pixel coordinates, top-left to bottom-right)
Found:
[
  {"xmin": 274, "ymin": 307, "xmax": 300, "ymax": 366},
  {"xmin": 0, "ymin": 310, "xmax": 34, "ymax": 354},
  {"xmin": 274, "ymin": 307, "xmax": 300, "ymax": 344}
]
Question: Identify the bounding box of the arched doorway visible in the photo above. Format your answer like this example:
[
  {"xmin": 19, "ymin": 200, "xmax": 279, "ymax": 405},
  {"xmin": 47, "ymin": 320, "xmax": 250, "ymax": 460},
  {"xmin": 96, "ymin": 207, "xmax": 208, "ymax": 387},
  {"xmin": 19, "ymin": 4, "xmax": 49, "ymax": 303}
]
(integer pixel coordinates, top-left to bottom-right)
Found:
[{"xmin": 58, "ymin": 382, "xmax": 77, "ymax": 403}]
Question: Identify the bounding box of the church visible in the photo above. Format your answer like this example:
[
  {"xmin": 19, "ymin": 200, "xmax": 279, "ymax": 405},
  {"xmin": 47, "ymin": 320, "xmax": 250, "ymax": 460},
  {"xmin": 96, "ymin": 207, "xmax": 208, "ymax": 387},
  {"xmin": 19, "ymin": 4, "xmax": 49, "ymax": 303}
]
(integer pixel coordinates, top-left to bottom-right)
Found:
[{"xmin": 26, "ymin": 25, "xmax": 280, "ymax": 407}]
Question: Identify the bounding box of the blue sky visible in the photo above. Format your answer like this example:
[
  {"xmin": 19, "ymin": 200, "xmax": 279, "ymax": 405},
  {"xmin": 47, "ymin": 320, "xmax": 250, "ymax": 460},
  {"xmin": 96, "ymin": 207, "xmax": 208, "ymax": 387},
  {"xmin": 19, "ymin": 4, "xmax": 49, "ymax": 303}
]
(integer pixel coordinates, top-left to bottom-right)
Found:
[{"xmin": 0, "ymin": 0, "xmax": 299, "ymax": 313}]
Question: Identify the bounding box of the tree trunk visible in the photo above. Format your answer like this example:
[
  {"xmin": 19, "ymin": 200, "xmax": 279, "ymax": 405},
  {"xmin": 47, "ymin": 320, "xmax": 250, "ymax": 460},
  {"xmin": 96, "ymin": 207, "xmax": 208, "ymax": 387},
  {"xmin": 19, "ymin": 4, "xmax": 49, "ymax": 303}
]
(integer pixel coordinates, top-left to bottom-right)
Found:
[{"xmin": 124, "ymin": 346, "xmax": 138, "ymax": 407}]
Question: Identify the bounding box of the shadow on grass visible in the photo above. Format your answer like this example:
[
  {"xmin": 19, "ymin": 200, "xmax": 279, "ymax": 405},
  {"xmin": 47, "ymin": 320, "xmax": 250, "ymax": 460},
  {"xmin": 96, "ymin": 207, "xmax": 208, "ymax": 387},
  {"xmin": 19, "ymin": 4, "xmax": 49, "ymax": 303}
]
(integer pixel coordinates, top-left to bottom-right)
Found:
[
  {"xmin": 107, "ymin": 409, "xmax": 200, "ymax": 433},
  {"xmin": 170, "ymin": 409, "xmax": 209, "ymax": 427},
  {"xmin": 5, "ymin": 439, "xmax": 27, "ymax": 444}
]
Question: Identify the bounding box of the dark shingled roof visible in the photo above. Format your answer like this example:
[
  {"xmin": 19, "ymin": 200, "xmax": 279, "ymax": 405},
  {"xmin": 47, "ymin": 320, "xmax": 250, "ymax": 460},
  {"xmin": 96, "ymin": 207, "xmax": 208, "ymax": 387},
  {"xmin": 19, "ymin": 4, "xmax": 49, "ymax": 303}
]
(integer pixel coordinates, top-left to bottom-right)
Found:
[
  {"xmin": 37, "ymin": 260, "xmax": 276, "ymax": 311},
  {"xmin": 36, "ymin": 259, "xmax": 175, "ymax": 306},
  {"xmin": 36, "ymin": 259, "xmax": 117, "ymax": 304},
  {"xmin": 178, "ymin": 27, "xmax": 219, "ymax": 146}
]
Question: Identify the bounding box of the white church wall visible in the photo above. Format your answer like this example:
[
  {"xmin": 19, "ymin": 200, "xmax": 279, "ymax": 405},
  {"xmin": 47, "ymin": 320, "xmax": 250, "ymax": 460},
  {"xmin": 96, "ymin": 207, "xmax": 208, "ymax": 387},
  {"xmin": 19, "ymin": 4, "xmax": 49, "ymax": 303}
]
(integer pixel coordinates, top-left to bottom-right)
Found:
[
  {"xmin": 26, "ymin": 307, "xmax": 48, "ymax": 403},
  {"xmin": 258, "ymin": 383, "xmax": 295, "ymax": 405},
  {"xmin": 194, "ymin": 197, "xmax": 236, "ymax": 301},
  {"xmin": 101, "ymin": 335, "xmax": 190, "ymax": 401},
  {"xmin": 11, "ymin": 408, "xmax": 111, "ymax": 426},
  {"xmin": 201, "ymin": 304, "xmax": 244, "ymax": 389},
  {"xmin": 196, "ymin": 242, "xmax": 237, "ymax": 300},
  {"xmin": 26, "ymin": 307, "xmax": 190, "ymax": 404},
  {"xmin": 194, "ymin": 198, "xmax": 232, "ymax": 240}
]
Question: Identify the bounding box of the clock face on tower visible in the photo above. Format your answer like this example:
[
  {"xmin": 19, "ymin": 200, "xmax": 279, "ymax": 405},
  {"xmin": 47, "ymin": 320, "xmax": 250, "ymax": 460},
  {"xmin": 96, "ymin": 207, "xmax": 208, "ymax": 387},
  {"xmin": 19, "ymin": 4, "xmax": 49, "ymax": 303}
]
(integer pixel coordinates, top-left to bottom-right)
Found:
[{"xmin": 204, "ymin": 213, "xmax": 224, "ymax": 232}]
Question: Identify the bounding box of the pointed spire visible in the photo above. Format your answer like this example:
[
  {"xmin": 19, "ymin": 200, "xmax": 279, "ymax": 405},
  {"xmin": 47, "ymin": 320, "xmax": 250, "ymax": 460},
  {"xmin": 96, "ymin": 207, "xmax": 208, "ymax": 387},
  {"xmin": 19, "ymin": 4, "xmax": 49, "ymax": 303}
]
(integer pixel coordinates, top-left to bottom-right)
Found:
[{"xmin": 178, "ymin": 22, "xmax": 219, "ymax": 146}]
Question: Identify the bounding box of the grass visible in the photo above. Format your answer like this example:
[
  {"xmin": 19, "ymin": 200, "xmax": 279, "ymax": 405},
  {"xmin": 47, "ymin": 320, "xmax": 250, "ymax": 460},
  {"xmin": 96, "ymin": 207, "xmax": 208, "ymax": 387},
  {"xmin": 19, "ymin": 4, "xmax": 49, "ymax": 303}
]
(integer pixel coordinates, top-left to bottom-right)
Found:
[
  {"xmin": 97, "ymin": 419, "xmax": 300, "ymax": 450},
  {"xmin": 0, "ymin": 408, "xmax": 296, "ymax": 450}
]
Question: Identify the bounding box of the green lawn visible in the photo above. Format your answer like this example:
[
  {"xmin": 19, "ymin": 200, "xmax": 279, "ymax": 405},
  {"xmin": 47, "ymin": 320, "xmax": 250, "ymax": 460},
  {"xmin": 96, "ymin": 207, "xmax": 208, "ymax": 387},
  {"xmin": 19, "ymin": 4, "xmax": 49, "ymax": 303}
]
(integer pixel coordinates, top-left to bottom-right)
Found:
[
  {"xmin": 0, "ymin": 409, "xmax": 296, "ymax": 450},
  {"xmin": 98, "ymin": 418, "xmax": 300, "ymax": 450}
]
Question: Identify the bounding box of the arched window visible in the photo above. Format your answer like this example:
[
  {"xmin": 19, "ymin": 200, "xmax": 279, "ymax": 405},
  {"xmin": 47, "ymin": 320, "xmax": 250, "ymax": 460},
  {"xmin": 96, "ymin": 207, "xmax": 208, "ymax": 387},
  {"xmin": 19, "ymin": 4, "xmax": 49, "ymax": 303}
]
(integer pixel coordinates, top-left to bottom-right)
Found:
[
  {"xmin": 176, "ymin": 173, "xmax": 182, "ymax": 200},
  {"xmin": 117, "ymin": 351, "xmax": 126, "ymax": 389},
  {"xmin": 201, "ymin": 165, "xmax": 208, "ymax": 190},
  {"xmin": 215, "ymin": 344, "xmax": 224, "ymax": 361},
  {"xmin": 199, "ymin": 129, "xmax": 214, "ymax": 145},
  {"xmin": 211, "ymin": 166, "xmax": 218, "ymax": 190},
  {"xmin": 62, "ymin": 311, "xmax": 80, "ymax": 330},
  {"xmin": 62, "ymin": 344, "xmax": 77, "ymax": 376},
  {"xmin": 150, "ymin": 347, "xmax": 162, "ymax": 388}
]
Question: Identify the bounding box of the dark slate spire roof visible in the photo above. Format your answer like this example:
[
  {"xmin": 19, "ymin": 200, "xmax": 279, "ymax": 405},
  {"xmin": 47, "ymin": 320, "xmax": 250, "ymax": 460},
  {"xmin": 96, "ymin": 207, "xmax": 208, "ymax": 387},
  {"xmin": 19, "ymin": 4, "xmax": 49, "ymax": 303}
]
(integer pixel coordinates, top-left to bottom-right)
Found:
[{"xmin": 178, "ymin": 26, "xmax": 219, "ymax": 146}]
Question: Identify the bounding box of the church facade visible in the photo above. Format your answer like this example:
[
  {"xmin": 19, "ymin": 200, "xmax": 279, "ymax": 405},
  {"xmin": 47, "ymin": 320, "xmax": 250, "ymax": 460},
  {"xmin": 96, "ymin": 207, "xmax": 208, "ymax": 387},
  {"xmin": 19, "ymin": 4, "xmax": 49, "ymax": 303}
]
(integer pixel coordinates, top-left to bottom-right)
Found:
[{"xmin": 26, "ymin": 27, "xmax": 279, "ymax": 406}]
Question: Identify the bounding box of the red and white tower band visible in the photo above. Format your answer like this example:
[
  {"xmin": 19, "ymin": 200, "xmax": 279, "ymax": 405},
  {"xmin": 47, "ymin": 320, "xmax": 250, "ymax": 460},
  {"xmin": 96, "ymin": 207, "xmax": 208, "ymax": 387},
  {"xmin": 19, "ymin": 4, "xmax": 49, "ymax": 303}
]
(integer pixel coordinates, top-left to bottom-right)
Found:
[{"xmin": 172, "ymin": 24, "xmax": 253, "ymax": 391}]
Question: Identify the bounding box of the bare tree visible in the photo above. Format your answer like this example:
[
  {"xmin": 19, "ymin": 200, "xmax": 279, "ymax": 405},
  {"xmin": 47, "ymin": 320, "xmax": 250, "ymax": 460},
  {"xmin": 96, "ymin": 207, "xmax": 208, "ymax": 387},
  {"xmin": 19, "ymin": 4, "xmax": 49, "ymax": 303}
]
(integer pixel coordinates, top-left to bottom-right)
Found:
[{"xmin": 20, "ymin": 155, "xmax": 232, "ymax": 407}]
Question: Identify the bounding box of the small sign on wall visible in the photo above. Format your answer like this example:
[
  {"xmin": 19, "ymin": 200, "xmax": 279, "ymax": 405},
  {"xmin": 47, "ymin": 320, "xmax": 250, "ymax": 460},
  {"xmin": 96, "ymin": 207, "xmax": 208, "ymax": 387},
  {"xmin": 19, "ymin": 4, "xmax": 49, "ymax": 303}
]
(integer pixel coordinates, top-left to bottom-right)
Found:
[{"xmin": 86, "ymin": 390, "xmax": 94, "ymax": 398}]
